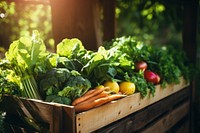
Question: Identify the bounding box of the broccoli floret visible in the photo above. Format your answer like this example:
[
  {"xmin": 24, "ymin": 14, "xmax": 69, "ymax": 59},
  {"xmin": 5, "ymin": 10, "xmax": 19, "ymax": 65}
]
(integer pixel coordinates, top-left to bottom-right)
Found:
[
  {"xmin": 39, "ymin": 68, "xmax": 91, "ymax": 104},
  {"xmin": 61, "ymin": 75, "xmax": 91, "ymax": 100}
]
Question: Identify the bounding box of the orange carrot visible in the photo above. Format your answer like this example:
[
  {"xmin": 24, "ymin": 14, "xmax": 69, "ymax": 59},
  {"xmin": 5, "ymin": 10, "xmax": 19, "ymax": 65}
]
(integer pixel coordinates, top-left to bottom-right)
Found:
[
  {"xmin": 72, "ymin": 87, "xmax": 106, "ymax": 106},
  {"xmin": 82, "ymin": 89, "xmax": 96, "ymax": 96},
  {"xmin": 74, "ymin": 93, "xmax": 126, "ymax": 113},
  {"xmin": 74, "ymin": 91, "xmax": 110, "ymax": 113},
  {"xmin": 94, "ymin": 94, "xmax": 126, "ymax": 108}
]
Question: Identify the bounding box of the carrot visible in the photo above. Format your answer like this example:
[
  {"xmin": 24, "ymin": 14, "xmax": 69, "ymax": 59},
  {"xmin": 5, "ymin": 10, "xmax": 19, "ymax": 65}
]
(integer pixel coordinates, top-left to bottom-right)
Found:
[
  {"xmin": 74, "ymin": 91, "xmax": 110, "ymax": 113},
  {"xmin": 94, "ymin": 94, "xmax": 126, "ymax": 108},
  {"xmin": 85, "ymin": 91, "xmax": 110, "ymax": 102},
  {"xmin": 72, "ymin": 87, "xmax": 106, "ymax": 106},
  {"xmin": 82, "ymin": 89, "xmax": 96, "ymax": 96},
  {"xmin": 74, "ymin": 93, "xmax": 126, "ymax": 113}
]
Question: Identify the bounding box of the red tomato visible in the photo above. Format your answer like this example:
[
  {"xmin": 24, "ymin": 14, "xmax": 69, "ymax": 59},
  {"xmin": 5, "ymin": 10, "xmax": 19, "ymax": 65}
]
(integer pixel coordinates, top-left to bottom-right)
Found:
[
  {"xmin": 144, "ymin": 70, "xmax": 160, "ymax": 84},
  {"xmin": 135, "ymin": 61, "xmax": 148, "ymax": 71}
]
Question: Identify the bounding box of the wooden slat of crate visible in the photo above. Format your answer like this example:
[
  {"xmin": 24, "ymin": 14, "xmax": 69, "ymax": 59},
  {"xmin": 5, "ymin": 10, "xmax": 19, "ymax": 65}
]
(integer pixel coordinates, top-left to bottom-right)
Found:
[
  {"xmin": 62, "ymin": 106, "xmax": 76, "ymax": 133},
  {"xmin": 94, "ymin": 86, "xmax": 190, "ymax": 133},
  {"xmin": 168, "ymin": 116, "xmax": 190, "ymax": 133},
  {"xmin": 0, "ymin": 96, "xmax": 75, "ymax": 133},
  {"xmin": 76, "ymin": 77, "xmax": 189, "ymax": 132},
  {"xmin": 141, "ymin": 100, "xmax": 190, "ymax": 133}
]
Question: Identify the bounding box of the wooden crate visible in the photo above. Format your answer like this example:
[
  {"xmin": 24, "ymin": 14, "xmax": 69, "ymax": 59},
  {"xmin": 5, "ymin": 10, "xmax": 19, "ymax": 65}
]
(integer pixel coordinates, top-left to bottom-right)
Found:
[{"xmin": 0, "ymin": 77, "xmax": 190, "ymax": 133}]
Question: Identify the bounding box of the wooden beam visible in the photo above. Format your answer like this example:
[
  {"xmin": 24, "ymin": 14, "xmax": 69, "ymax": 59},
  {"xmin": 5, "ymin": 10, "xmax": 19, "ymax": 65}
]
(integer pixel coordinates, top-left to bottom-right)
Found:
[
  {"xmin": 102, "ymin": 0, "xmax": 116, "ymax": 42},
  {"xmin": 182, "ymin": 0, "xmax": 198, "ymax": 132},
  {"xmin": 182, "ymin": 0, "xmax": 198, "ymax": 64}
]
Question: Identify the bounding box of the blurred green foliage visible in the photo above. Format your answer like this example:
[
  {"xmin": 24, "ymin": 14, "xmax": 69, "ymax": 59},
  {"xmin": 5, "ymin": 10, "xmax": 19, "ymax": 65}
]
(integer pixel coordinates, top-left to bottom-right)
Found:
[
  {"xmin": 0, "ymin": 0, "xmax": 54, "ymax": 55},
  {"xmin": 115, "ymin": 0, "xmax": 184, "ymax": 46}
]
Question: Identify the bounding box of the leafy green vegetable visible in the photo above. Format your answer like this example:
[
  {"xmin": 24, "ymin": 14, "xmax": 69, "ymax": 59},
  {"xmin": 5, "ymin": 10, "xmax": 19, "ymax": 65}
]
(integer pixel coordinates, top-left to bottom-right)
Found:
[
  {"xmin": 104, "ymin": 36, "xmax": 152, "ymax": 62},
  {"xmin": 57, "ymin": 56, "xmax": 76, "ymax": 70},
  {"xmin": 167, "ymin": 45, "xmax": 192, "ymax": 82},
  {"xmin": 60, "ymin": 73, "xmax": 91, "ymax": 100},
  {"xmin": 0, "ymin": 32, "xmax": 191, "ymax": 103},
  {"xmin": 34, "ymin": 53, "xmax": 58, "ymax": 75},
  {"xmin": 39, "ymin": 68, "xmax": 71, "ymax": 95},
  {"xmin": 148, "ymin": 46, "xmax": 190, "ymax": 87},
  {"xmin": 0, "ymin": 59, "xmax": 21, "ymax": 97},
  {"xmin": 5, "ymin": 30, "xmax": 48, "ymax": 99},
  {"xmin": 6, "ymin": 31, "xmax": 48, "ymax": 73},
  {"xmin": 57, "ymin": 38, "xmax": 84, "ymax": 58},
  {"xmin": 39, "ymin": 67, "xmax": 91, "ymax": 102},
  {"xmin": 45, "ymin": 95, "xmax": 71, "ymax": 105}
]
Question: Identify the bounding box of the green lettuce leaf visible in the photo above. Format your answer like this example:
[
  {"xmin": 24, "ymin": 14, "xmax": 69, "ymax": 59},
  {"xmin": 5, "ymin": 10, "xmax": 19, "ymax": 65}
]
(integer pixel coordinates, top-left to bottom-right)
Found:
[{"xmin": 56, "ymin": 38, "xmax": 84, "ymax": 58}]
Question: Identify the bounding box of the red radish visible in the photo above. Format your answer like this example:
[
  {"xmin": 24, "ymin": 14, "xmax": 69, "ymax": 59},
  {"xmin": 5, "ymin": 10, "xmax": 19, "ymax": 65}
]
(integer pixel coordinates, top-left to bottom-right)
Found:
[
  {"xmin": 135, "ymin": 61, "xmax": 148, "ymax": 71},
  {"xmin": 155, "ymin": 74, "xmax": 160, "ymax": 84},
  {"xmin": 144, "ymin": 70, "xmax": 160, "ymax": 84}
]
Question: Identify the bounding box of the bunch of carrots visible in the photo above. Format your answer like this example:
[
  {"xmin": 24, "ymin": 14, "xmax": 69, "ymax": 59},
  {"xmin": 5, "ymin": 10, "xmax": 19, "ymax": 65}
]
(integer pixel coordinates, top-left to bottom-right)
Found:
[{"xmin": 72, "ymin": 87, "xmax": 126, "ymax": 113}]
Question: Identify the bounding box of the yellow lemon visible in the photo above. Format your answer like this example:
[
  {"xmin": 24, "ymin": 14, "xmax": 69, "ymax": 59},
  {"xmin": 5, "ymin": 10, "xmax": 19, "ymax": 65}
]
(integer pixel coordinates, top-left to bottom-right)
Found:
[
  {"xmin": 119, "ymin": 81, "xmax": 136, "ymax": 95},
  {"xmin": 103, "ymin": 81, "xmax": 120, "ymax": 93},
  {"xmin": 94, "ymin": 85, "xmax": 105, "ymax": 90}
]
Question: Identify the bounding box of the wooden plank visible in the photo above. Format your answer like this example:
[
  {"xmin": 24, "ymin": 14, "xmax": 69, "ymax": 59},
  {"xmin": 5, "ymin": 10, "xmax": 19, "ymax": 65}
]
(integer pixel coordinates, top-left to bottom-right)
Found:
[
  {"xmin": 76, "ymin": 77, "xmax": 189, "ymax": 132},
  {"xmin": 52, "ymin": 105, "xmax": 62, "ymax": 133},
  {"xmin": 174, "ymin": 120, "xmax": 190, "ymax": 133},
  {"xmin": 0, "ymin": 95, "xmax": 74, "ymax": 132},
  {"xmin": 62, "ymin": 106, "xmax": 76, "ymax": 133},
  {"xmin": 102, "ymin": 0, "xmax": 116, "ymax": 42},
  {"xmin": 141, "ymin": 100, "xmax": 190, "ymax": 133},
  {"xmin": 166, "ymin": 115, "xmax": 190, "ymax": 133},
  {"xmin": 50, "ymin": 0, "xmax": 102, "ymax": 51},
  {"xmin": 94, "ymin": 87, "xmax": 190, "ymax": 133}
]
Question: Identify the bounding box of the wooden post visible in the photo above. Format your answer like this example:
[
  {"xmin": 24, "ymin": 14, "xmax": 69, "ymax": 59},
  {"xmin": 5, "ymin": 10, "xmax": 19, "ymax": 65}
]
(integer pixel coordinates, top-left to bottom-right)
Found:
[
  {"xmin": 182, "ymin": 0, "xmax": 198, "ymax": 64},
  {"xmin": 102, "ymin": 0, "xmax": 116, "ymax": 42},
  {"xmin": 182, "ymin": 0, "xmax": 198, "ymax": 132},
  {"xmin": 50, "ymin": 0, "xmax": 102, "ymax": 51}
]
